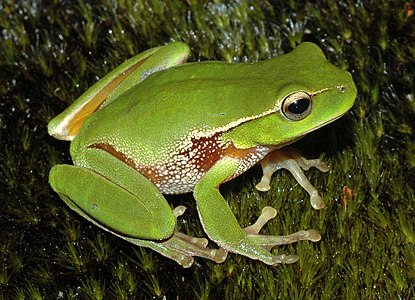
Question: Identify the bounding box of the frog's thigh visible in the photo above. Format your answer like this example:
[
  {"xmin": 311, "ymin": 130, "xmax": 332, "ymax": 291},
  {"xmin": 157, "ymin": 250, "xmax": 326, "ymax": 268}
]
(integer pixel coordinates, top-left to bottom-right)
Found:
[{"xmin": 50, "ymin": 150, "xmax": 175, "ymax": 240}]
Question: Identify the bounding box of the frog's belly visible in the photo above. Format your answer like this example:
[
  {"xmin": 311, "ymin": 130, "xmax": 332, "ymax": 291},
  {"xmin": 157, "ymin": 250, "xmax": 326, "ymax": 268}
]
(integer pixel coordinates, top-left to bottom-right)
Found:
[{"xmin": 139, "ymin": 144, "xmax": 272, "ymax": 195}]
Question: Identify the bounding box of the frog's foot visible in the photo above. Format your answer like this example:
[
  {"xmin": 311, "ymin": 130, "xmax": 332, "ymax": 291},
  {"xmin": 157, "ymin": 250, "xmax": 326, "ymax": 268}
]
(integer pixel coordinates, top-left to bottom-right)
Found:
[
  {"xmin": 170, "ymin": 205, "xmax": 228, "ymax": 263},
  {"xmin": 161, "ymin": 231, "xmax": 228, "ymax": 267},
  {"xmin": 125, "ymin": 205, "xmax": 227, "ymax": 268},
  {"xmin": 238, "ymin": 206, "xmax": 321, "ymax": 264},
  {"xmin": 255, "ymin": 147, "xmax": 329, "ymax": 209}
]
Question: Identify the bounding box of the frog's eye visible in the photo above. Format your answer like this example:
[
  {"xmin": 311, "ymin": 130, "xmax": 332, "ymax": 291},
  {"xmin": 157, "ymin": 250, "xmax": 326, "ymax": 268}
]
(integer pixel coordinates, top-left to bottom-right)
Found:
[{"xmin": 281, "ymin": 92, "xmax": 312, "ymax": 121}]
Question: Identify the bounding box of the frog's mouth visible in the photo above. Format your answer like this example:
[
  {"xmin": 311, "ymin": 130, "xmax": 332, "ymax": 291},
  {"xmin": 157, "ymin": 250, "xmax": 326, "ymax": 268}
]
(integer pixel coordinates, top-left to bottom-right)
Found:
[
  {"xmin": 308, "ymin": 112, "xmax": 347, "ymax": 134},
  {"xmin": 288, "ymin": 111, "xmax": 348, "ymax": 144}
]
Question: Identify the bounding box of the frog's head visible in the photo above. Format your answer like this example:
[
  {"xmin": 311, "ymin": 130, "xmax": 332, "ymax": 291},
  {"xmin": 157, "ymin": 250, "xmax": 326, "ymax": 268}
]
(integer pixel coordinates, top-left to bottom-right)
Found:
[
  {"xmin": 226, "ymin": 42, "xmax": 357, "ymax": 148},
  {"xmin": 277, "ymin": 42, "xmax": 357, "ymax": 126}
]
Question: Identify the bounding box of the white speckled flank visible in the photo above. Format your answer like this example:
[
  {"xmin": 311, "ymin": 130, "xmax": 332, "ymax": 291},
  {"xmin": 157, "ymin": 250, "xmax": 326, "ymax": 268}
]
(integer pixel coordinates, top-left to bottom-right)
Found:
[
  {"xmin": 142, "ymin": 135, "xmax": 272, "ymax": 194},
  {"xmin": 90, "ymin": 130, "xmax": 273, "ymax": 195}
]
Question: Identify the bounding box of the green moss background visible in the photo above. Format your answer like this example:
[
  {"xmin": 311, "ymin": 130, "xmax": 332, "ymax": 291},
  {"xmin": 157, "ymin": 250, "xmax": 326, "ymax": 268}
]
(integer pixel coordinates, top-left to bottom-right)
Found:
[{"xmin": 1, "ymin": 0, "xmax": 414, "ymax": 298}]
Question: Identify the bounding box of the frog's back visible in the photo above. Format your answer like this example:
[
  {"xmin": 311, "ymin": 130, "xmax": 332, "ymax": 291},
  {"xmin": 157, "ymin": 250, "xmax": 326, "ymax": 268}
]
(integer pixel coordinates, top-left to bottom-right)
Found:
[
  {"xmin": 76, "ymin": 42, "xmax": 340, "ymax": 157},
  {"xmin": 77, "ymin": 61, "xmax": 277, "ymax": 156}
]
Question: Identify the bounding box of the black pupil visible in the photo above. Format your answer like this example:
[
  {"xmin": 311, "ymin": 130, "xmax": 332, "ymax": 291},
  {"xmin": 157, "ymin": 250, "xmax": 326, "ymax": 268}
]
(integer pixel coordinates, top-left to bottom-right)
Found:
[{"xmin": 288, "ymin": 98, "xmax": 310, "ymax": 114}]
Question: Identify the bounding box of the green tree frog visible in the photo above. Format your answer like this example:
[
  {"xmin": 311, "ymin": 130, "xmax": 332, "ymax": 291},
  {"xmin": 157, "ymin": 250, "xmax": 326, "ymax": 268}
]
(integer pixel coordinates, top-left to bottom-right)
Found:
[{"xmin": 48, "ymin": 42, "xmax": 357, "ymax": 268}]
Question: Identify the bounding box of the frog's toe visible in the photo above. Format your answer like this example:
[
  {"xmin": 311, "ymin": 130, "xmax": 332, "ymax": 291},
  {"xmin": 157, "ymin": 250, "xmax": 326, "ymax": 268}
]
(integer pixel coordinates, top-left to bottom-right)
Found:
[
  {"xmin": 255, "ymin": 173, "xmax": 273, "ymax": 192},
  {"xmin": 212, "ymin": 248, "xmax": 228, "ymax": 263},
  {"xmin": 172, "ymin": 205, "xmax": 187, "ymax": 217},
  {"xmin": 175, "ymin": 232, "xmax": 209, "ymax": 248},
  {"xmin": 274, "ymin": 254, "xmax": 299, "ymax": 264},
  {"xmin": 157, "ymin": 232, "xmax": 228, "ymax": 267},
  {"xmin": 229, "ymin": 207, "xmax": 322, "ymax": 265},
  {"xmin": 246, "ymin": 229, "xmax": 322, "ymax": 252},
  {"xmin": 315, "ymin": 160, "xmax": 329, "ymax": 172},
  {"xmin": 176, "ymin": 255, "xmax": 194, "ymax": 268},
  {"xmin": 307, "ymin": 229, "xmax": 322, "ymax": 242},
  {"xmin": 310, "ymin": 192, "xmax": 325, "ymax": 210},
  {"xmin": 243, "ymin": 207, "xmax": 321, "ymax": 249},
  {"xmin": 299, "ymin": 158, "xmax": 329, "ymax": 172},
  {"xmin": 244, "ymin": 206, "xmax": 277, "ymax": 234}
]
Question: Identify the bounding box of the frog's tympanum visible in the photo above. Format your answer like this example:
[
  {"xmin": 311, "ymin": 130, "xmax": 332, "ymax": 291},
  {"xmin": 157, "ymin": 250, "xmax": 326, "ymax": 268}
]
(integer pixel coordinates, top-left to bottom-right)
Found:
[{"xmin": 48, "ymin": 42, "xmax": 357, "ymax": 267}]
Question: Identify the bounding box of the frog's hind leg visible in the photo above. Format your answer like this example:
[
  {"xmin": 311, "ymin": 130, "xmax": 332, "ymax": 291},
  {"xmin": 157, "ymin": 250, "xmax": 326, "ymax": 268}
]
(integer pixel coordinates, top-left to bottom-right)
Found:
[
  {"xmin": 255, "ymin": 147, "xmax": 329, "ymax": 209},
  {"xmin": 49, "ymin": 147, "xmax": 227, "ymax": 268}
]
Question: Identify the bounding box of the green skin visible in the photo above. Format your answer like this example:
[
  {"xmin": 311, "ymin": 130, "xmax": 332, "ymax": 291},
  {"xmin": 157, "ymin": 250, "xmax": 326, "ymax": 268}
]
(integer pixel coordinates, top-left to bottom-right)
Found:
[{"xmin": 48, "ymin": 42, "xmax": 357, "ymax": 267}]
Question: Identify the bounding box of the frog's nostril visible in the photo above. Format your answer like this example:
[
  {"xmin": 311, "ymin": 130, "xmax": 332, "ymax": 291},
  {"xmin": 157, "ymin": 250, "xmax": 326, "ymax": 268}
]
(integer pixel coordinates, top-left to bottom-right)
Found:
[{"xmin": 337, "ymin": 85, "xmax": 347, "ymax": 93}]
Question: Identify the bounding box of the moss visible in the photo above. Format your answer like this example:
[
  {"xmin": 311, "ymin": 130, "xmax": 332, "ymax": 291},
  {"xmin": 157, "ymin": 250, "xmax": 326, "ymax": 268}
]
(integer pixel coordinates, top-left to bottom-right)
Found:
[{"xmin": 1, "ymin": 0, "xmax": 414, "ymax": 298}]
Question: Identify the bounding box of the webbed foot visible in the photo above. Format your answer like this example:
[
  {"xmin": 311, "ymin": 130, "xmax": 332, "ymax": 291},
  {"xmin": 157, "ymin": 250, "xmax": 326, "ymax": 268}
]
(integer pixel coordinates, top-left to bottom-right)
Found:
[{"xmin": 125, "ymin": 205, "xmax": 228, "ymax": 268}]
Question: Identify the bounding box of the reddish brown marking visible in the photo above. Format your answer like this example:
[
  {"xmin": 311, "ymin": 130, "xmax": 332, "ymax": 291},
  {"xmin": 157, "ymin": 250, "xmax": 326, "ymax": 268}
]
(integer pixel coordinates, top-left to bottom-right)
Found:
[
  {"xmin": 88, "ymin": 143, "xmax": 134, "ymax": 166},
  {"xmin": 179, "ymin": 132, "xmax": 264, "ymax": 172},
  {"xmin": 224, "ymin": 143, "xmax": 260, "ymax": 160},
  {"xmin": 137, "ymin": 166, "xmax": 164, "ymax": 183},
  {"xmin": 88, "ymin": 143, "xmax": 164, "ymax": 183},
  {"xmin": 178, "ymin": 132, "xmax": 225, "ymax": 172}
]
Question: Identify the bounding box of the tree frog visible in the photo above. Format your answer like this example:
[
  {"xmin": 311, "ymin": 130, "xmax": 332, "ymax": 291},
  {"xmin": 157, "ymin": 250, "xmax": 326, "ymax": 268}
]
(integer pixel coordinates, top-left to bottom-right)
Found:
[{"xmin": 48, "ymin": 42, "xmax": 357, "ymax": 268}]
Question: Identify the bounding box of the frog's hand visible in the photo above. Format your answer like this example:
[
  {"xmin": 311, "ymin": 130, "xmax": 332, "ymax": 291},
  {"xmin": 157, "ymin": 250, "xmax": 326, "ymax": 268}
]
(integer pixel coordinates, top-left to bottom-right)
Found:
[
  {"xmin": 255, "ymin": 147, "xmax": 329, "ymax": 209},
  {"xmin": 194, "ymin": 156, "xmax": 320, "ymax": 265},
  {"xmin": 48, "ymin": 42, "xmax": 190, "ymax": 141}
]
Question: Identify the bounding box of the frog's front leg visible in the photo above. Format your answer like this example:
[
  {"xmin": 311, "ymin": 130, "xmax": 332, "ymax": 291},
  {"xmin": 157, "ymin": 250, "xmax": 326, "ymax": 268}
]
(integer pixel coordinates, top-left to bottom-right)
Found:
[
  {"xmin": 194, "ymin": 156, "xmax": 320, "ymax": 265},
  {"xmin": 49, "ymin": 148, "xmax": 227, "ymax": 268},
  {"xmin": 255, "ymin": 147, "xmax": 329, "ymax": 209}
]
